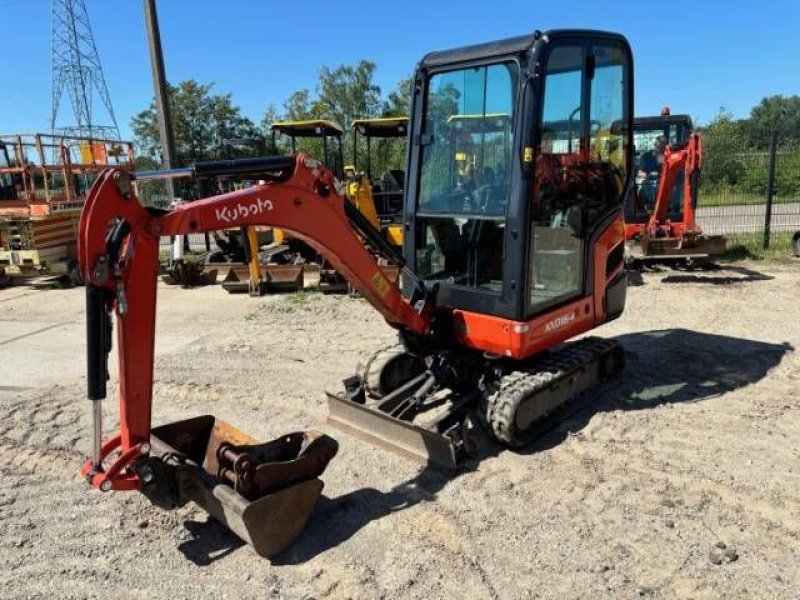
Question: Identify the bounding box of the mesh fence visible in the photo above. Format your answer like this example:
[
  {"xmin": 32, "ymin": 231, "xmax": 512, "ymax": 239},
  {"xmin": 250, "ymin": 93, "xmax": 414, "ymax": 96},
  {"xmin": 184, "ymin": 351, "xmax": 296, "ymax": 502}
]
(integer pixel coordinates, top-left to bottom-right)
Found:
[{"xmin": 698, "ymin": 130, "xmax": 800, "ymax": 256}]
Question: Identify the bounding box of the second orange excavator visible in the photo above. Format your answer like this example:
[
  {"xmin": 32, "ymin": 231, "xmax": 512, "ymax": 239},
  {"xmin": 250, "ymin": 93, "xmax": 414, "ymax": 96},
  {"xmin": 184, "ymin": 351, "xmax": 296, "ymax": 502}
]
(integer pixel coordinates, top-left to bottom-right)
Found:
[{"xmin": 624, "ymin": 109, "xmax": 726, "ymax": 267}]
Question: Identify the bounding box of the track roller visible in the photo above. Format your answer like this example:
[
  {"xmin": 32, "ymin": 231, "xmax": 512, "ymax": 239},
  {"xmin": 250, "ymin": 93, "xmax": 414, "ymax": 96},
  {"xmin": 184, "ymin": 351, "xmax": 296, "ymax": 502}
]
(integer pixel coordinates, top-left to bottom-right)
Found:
[{"xmin": 484, "ymin": 337, "xmax": 624, "ymax": 447}]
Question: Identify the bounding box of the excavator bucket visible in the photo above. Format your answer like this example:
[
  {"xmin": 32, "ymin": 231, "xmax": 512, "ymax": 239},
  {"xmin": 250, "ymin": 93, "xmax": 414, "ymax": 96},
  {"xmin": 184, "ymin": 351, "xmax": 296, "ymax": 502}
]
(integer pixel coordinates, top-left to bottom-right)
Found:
[
  {"xmin": 263, "ymin": 264, "xmax": 305, "ymax": 290},
  {"xmin": 142, "ymin": 415, "xmax": 338, "ymax": 558}
]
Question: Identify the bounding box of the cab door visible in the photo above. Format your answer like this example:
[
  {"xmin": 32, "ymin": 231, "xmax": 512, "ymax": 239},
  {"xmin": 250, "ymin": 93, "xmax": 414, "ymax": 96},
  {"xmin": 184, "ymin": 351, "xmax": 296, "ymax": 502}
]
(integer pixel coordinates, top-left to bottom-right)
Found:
[{"xmin": 527, "ymin": 38, "xmax": 631, "ymax": 316}]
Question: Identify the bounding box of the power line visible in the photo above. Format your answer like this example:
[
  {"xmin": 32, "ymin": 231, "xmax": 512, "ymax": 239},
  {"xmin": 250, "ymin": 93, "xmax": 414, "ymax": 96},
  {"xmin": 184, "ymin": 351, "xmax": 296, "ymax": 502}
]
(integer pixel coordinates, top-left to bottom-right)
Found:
[{"xmin": 51, "ymin": 0, "xmax": 120, "ymax": 139}]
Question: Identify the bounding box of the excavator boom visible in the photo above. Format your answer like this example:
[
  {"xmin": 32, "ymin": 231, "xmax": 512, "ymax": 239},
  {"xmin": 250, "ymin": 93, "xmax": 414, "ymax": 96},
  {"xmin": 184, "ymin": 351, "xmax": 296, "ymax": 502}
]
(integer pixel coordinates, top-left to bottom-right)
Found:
[
  {"xmin": 80, "ymin": 154, "xmax": 429, "ymax": 493},
  {"xmin": 646, "ymin": 131, "xmax": 702, "ymax": 236}
]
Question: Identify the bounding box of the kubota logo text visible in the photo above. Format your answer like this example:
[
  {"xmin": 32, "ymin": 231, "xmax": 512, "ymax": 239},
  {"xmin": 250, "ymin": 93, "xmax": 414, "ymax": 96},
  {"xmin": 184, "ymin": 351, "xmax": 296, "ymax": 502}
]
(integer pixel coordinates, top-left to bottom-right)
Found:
[
  {"xmin": 215, "ymin": 198, "xmax": 274, "ymax": 223},
  {"xmin": 544, "ymin": 312, "xmax": 576, "ymax": 333}
]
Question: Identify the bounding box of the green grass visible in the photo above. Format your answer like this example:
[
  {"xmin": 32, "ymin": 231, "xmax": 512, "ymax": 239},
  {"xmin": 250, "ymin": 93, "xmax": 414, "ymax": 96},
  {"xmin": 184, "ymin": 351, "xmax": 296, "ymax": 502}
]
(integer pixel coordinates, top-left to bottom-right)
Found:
[
  {"xmin": 719, "ymin": 230, "xmax": 798, "ymax": 261},
  {"xmin": 273, "ymin": 290, "xmax": 320, "ymax": 313}
]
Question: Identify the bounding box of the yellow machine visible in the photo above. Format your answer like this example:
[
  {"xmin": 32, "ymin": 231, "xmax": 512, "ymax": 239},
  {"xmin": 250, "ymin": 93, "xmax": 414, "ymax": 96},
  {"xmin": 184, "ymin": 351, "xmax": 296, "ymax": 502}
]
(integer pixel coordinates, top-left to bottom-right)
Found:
[
  {"xmin": 447, "ymin": 113, "xmax": 511, "ymax": 179},
  {"xmin": 270, "ymin": 119, "xmax": 347, "ymax": 291},
  {"xmin": 346, "ymin": 117, "xmax": 408, "ymax": 249},
  {"xmin": 271, "ymin": 119, "xmax": 345, "ymax": 176}
]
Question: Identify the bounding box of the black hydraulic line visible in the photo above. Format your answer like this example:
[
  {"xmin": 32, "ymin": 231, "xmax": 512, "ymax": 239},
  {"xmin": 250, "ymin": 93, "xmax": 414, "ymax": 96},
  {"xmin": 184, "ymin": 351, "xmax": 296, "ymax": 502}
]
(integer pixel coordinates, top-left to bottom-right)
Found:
[
  {"xmin": 366, "ymin": 135, "xmax": 372, "ymax": 180},
  {"xmin": 353, "ymin": 129, "xmax": 358, "ymax": 169},
  {"xmin": 343, "ymin": 199, "xmax": 405, "ymax": 266},
  {"xmin": 240, "ymin": 226, "xmax": 252, "ymax": 264},
  {"xmin": 133, "ymin": 155, "xmax": 297, "ymax": 182},
  {"xmin": 86, "ymin": 285, "xmax": 110, "ymax": 401}
]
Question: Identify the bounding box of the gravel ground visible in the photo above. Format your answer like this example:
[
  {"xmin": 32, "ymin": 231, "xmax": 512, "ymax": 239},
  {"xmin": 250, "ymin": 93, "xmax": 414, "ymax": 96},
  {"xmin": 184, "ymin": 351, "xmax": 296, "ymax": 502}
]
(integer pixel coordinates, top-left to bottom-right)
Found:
[{"xmin": 0, "ymin": 260, "xmax": 798, "ymax": 599}]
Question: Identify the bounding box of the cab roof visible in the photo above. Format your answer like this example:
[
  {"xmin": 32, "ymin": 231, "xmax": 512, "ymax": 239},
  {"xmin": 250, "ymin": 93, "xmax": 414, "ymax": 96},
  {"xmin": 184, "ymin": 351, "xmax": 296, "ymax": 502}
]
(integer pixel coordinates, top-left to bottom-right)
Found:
[
  {"xmin": 270, "ymin": 119, "xmax": 344, "ymax": 137},
  {"xmin": 633, "ymin": 114, "xmax": 693, "ymax": 131},
  {"xmin": 419, "ymin": 29, "xmax": 628, "ymax": 69},
  {"xmin": 351, "ymin": 116, "xmax": 409, "ymax": 138}
]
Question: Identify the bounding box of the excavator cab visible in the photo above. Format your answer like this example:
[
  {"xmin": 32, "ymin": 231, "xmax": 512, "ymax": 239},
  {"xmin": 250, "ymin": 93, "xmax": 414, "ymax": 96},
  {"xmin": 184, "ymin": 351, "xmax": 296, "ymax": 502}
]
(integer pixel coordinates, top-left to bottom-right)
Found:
[
  {"xmin": 404, "ymin": 33, "xmax": 632, "ymax": 320},
  {"xmin": 626, "ymin": 112, "xmax": 694, "ymax": 223}
]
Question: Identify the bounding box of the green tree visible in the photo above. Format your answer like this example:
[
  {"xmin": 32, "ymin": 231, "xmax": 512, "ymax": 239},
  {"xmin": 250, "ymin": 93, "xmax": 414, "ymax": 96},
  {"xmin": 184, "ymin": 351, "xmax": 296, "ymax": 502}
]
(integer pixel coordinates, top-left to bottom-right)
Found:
[
  {"xmin": 382, "ymin": 76, "xmax": 413, "ymax": 117},
  {"xmin": 699, "ymin": 108, "xmax": 747, "ymax": 190},
  {"xmin": 744, "ymin": 95, "xmax": 800, "ymax": 145},
  {"xmin": 131, "ymin": 80, "xmax": 261, "ymax": 165},
  {"xmin": 282, "ymin": 90, "xmax": 316, "ymax": 121},
  {"xmin": 316, "ymin": 61, "xmax": 382, "ymax": 128},
  {"xmin": 260, "ymin": 63, "xmax": 414, "ymax": 175}
]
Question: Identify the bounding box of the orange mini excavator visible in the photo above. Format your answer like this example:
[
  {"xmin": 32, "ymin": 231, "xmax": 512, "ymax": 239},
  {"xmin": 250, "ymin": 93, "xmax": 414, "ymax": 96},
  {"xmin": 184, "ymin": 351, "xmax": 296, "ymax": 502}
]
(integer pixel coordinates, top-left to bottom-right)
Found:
[
  {"xmin": 624, "ymin": 109, "xmax": 726, "ymax": 266},
  {"xmin": 79, "ymin": 29, "xmax": 633, "ymax": 557}
]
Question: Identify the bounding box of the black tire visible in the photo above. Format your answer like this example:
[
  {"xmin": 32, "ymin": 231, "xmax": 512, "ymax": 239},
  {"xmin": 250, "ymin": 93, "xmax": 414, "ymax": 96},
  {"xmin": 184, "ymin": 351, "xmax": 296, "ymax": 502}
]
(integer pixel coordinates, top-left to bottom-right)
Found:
[
  {"xmin": 358, "ymin": 344, "xmax": 425, "ymax": 399},
  {"xmin": 793, "ymin": 231, "xmax": 800, "ymax": 257},
  {"xmin": 484, "ymin": 372, "xmax": 543, "ymax": 448}
]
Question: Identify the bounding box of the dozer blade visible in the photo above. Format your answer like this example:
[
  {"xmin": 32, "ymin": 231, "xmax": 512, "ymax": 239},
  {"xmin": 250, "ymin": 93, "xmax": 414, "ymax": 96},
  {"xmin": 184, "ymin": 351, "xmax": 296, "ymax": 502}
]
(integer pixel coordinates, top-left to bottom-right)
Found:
[
  {"xmin": 142, "ymin": 415, "xmax": 338, "ymax": 558},
  {"xmin": 632, "ymin": 234, "xmax": 727, "ymax": 262},
  {"xmin": 326, "ymin": 373, "xmax": 478, "ymax": 472},
  {"xmin": 221, "ymin": 264, "xmax": 305, "ymax": 294}
]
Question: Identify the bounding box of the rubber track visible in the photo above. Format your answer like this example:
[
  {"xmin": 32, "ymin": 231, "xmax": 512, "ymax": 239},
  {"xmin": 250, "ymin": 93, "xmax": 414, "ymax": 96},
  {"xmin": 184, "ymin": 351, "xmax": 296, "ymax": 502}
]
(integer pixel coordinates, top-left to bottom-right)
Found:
[{"xmin": 485, "ymin": 337, "xmax": 622, "ymax": 447}]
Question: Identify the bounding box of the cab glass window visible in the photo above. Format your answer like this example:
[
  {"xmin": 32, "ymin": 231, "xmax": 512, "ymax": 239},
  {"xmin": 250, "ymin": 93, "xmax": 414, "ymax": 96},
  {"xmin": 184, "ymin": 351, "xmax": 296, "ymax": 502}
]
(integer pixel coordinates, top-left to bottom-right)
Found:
[
  {"xmin": 418, "ymin": 63, "xmax": 517, "ymax": 216},
  {"xmin": 414, "ymin": 62, "xmax": 517, "ymax": 293},
  {"xmin": 528, "ymin": 41, "xmax": 630, "ymax": 315}
]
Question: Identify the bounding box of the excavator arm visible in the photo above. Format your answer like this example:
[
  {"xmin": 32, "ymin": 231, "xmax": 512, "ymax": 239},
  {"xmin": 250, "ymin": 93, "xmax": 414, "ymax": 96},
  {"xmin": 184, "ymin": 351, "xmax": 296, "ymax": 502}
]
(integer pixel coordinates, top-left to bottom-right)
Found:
[
  {"xmin": 646, "ymin": 131, "xmax": 702, "ymax": 237},
  {"xmin": 79, "ymin": 154, "xmax": 430, "ymax": 493}
]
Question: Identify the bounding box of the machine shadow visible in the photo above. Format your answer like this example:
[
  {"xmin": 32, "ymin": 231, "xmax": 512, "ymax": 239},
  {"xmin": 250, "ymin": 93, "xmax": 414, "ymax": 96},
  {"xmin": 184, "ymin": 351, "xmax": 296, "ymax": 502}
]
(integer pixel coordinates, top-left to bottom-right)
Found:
[
  {"xmin": 183, "ymin": 328, "xmax": 793, "ymax": 566},
  {"xmin": 177, "ymin": 518, "xmax": 245, "ymax": 565},
  {"xmin": 626, "ymin": 269, "xmax": 646, "ymax": 287},
  {"xmin": 660, "ymin": 265, "xmax": 773, "ymax": 285},
  {"xmin": 517, "ymin": 328, "xmax": 792, "ymax": 455}
]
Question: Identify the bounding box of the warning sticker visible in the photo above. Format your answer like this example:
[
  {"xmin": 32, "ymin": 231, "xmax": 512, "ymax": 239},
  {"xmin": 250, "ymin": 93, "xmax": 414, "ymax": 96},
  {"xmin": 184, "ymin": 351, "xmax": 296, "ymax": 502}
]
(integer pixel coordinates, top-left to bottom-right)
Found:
[{"xmin": 371, "ymin": 271, "xmax": 390, "ymax": 298}]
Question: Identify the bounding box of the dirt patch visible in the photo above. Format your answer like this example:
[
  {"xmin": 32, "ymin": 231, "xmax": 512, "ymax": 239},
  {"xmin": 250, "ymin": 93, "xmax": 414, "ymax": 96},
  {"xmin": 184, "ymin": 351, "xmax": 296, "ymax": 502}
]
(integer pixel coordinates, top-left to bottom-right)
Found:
[{"xmin": 0, "ymin": 260, "xmax": 798, "ymax": 599}]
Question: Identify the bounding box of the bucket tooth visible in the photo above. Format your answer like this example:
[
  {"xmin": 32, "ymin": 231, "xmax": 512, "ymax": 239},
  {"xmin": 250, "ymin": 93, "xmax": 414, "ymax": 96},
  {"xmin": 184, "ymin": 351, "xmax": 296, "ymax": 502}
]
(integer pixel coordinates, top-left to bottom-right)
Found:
[{"xmin": 144, "ymin": 415, "xmax": 338, "ymax": 558}]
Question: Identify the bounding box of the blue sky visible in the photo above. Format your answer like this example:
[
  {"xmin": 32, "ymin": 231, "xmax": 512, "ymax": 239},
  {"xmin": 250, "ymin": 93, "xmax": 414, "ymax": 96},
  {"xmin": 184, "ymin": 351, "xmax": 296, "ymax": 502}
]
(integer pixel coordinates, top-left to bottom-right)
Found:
[{"xmin": 1, "ymin": 0, "xmax": 798, "ymax": 141}]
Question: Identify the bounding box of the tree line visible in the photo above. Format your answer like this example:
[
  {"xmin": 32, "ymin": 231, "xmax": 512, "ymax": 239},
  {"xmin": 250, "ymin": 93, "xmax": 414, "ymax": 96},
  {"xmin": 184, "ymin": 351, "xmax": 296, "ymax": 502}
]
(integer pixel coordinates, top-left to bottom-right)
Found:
[
  {"xmin": 131, "ymin": 60, "xmax": 410, "ymax": 175},
  {"xmin": 132, "ymin": 67, "xmax": 800, "ymax": 199},
  {"xmin": 699, "ymin": 95, "xmax": 800, "ymax": 196}
]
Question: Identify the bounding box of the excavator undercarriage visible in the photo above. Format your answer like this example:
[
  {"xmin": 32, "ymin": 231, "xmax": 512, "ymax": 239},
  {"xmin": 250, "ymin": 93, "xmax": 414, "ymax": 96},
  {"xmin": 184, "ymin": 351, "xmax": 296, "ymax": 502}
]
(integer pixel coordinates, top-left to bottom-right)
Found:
[{"xmin": 328, "ymin": 336, "xmax": 625, "ymax": 469}]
